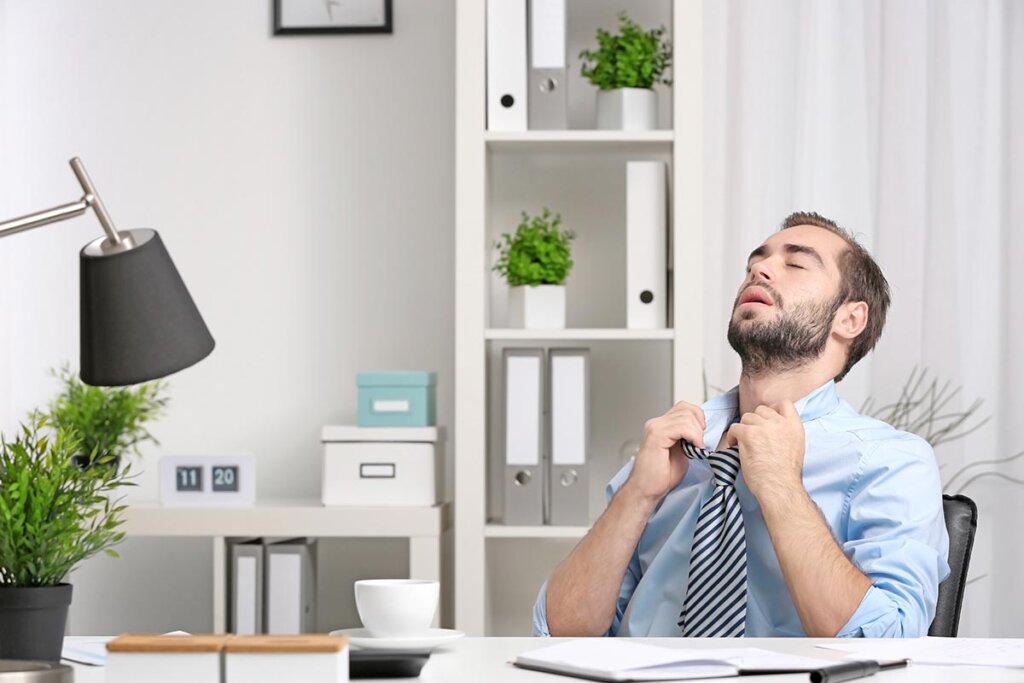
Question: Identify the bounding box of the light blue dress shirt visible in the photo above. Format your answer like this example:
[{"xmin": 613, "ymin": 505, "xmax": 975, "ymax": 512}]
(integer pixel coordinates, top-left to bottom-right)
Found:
[{"xmin": 533, "ymin": 380, "xmax": 950, "ymax": 638}]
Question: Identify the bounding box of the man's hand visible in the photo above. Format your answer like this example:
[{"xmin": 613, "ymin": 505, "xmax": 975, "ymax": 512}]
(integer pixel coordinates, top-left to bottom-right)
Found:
[
  {"xmin": 725, "ymin": 400, "xmax": 805, "ymax": 504},
  {"xmin": 625, "ymin": 401, "xmax": 706, "ymax": 502}
]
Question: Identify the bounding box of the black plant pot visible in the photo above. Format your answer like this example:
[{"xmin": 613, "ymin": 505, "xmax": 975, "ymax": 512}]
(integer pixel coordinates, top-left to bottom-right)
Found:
[{"xmin": 0, "ymin": 583, "xmax": 73, "ymax": 661}]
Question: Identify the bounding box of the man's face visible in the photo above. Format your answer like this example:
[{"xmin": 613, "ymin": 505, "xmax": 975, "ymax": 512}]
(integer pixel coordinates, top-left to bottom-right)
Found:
[{"xmin": 727, "ymin": 225, "xmax": 849, "ymax": 374}]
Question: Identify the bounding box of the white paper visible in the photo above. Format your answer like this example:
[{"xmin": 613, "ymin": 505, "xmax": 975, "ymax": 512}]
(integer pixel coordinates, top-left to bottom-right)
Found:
[
  {"xmin": 61, "ymin": 637, "xmax": 114, "ymax": 666},
  {"xmin": 817, "ymin": 637, "xmax": 1024, "ymax": 668}
]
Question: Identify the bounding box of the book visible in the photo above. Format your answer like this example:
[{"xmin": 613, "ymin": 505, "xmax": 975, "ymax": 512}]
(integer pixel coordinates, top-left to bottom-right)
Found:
[{"xmin": 513, "ymin": 639, "xmax": 865, "ymax": 682}]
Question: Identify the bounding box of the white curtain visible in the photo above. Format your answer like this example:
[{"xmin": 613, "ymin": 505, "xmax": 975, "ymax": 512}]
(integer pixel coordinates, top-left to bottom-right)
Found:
[{"xmin": 703, "ymin": 0, "xmax": 1024, "ymax": 636}]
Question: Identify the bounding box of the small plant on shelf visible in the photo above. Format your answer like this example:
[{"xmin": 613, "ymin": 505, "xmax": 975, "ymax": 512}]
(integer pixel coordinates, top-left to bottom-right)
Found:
[
  {"xmin": 493, "ymin": 208, "xmax": 575, "ymax": 287},
  {"xmin": 493, "ymin": 208, "xmax": 575, "ymax": 329},
  {"xmin": 579, "ymin": 12, "xmax": 673, "ymax": 91}
]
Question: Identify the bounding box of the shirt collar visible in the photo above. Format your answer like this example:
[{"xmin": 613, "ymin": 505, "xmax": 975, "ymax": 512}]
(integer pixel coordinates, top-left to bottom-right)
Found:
[{"xmin": 703, "ymin": 379, "xmax": 840, "ymax": 423}]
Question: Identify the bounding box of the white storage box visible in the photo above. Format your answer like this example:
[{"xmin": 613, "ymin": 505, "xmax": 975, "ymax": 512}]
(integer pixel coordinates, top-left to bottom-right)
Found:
[
  {"xmin": 321, "ymin": 426, "xmax": 442, "ymax": 507},
  {"xmin": 224, "ymin": 635, "xmax": 349, "ymax": 683},
  {"xmin": 106, "ymin": 634, "xmax": 226, "ymax": 683}
]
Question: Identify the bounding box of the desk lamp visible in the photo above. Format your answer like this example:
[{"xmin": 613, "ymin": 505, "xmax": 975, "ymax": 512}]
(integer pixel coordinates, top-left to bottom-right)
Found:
[{"xmin": 0, "ymin": 157, "xmax": 214, "ymax": 385}]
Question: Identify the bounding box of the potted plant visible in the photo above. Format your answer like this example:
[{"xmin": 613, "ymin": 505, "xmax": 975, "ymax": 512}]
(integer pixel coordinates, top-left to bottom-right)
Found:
[
  {"xmin": 493, "ymin": 208, "xmax": 576, "ymax": 329},
  {"xmin": 46, "ymin": 365, "xmax": 168, "ymax": 468},
  {"xmin": 579, "ymin": 12, "xmax": 672, "ymax": 131},
  {"xmin": 0, "ymin": 418, "xmax": 130, "ymax": 661}
]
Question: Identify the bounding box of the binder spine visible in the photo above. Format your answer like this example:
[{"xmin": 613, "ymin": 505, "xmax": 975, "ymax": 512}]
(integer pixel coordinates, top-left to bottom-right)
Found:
[
  {"xmin": 626, "ymin": 161, "xmax": 669, "ymax": 329},
  {"xmin": 503, "ymin": 348, "xmax": 546, "ymax": 525},
  {"xmin": 548, "ymin": 348, "xmax": 589, "ymax": 526},
  {"xmin": 487, "ymin": 0, "xmax": 528, "ymax": 131}
]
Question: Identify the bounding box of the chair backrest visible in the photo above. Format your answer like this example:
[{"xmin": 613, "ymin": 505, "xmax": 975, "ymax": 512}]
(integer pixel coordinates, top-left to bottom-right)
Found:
[{"xmin": 928, "ymin": 494, "xmax": 978, "ymax": 637}]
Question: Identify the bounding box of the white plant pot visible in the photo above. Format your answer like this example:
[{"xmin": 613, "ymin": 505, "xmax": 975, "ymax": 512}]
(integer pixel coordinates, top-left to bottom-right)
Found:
[
  {"xmin": 596, "ymin": 88, "xmax": 658, "ymax": 131},
  {"xmin": 508, "ymin": 285, "xmax": 566, "ymax": 329}
]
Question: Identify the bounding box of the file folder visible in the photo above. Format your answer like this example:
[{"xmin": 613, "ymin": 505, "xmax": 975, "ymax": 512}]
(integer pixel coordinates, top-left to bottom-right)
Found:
[
  {"xmin": 626, "ymin": 161, "xmax": 669, "ymax": 329},
  {"xmin": 265, "ymin": 538, "xmax": 317, "ymax": 634},
  {"xmin": 503, "ymin": 348, "xmax": 545, "ymax": 525},
  {"xmin": 229, "ymin": 539, "xmax": 263, "ymax": 635},
  {"xmin": 527, "ymin": 0, "xmax": 567, "ymax": 130},
  {"xmin": 548, "ymin": 348, "xmax": 589, "ymax": 526},
  {"xmin": 487, "ymin": 0, "xmax": 528, "ymax": 131}
]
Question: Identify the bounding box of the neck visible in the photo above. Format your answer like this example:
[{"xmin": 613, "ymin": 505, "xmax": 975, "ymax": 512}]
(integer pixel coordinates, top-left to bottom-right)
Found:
[{"xmin": 736, "ymin": 364, "xmax": 835, "ymax": 416}]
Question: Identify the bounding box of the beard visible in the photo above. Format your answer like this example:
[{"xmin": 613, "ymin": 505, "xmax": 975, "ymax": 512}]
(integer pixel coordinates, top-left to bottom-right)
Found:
[{"xmin": 727, "ymin": 283, "xmax": 845, "ymax": 376}]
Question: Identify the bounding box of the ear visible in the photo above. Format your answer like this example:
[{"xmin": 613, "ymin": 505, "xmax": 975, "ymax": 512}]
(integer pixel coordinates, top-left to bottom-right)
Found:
[{"xmin": 833, "ymin": 301, "xmax": 868, "ymax": 341}]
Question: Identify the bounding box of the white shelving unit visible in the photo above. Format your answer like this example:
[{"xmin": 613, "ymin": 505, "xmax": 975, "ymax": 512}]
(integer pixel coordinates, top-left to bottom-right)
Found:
[
  {"xmin": 454, "ymin": 0, "xmax": 703, "ymax": 635},
  {"xmin": 485, "ymin": 328, "xmax": 675, "ymax": 341},
  {"xmin": 122, "ymin": 500, "xmax": 450, "ymax": 633}
]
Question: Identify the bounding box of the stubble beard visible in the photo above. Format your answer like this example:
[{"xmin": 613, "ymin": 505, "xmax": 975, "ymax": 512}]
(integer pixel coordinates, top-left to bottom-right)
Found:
[{"xmin": 727, "ymin": 287, "xmax": 845, "ymax": 377}]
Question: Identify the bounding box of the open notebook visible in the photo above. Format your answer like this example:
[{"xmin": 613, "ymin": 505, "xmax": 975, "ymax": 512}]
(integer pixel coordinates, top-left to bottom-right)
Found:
[{"xmin": 513, "ymin": 640, "xmax": 868, "ymax": 682}]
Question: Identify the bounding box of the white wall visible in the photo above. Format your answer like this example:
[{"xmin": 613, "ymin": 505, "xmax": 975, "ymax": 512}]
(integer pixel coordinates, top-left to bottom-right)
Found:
[{"xmin": 0, "ymin": 0, "xmax": 454, "ymax": 634}]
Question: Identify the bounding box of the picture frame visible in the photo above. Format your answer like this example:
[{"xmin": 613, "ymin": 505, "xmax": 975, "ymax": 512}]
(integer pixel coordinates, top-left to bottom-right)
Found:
[{"xmin": 273, "ymin": 0, "xmax": 393, "ymax": 35}]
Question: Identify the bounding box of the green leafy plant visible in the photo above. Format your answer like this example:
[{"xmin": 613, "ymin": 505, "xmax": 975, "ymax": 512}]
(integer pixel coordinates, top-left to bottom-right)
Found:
[
  {"xmin": 579, "ymin": 12, "xmax": 672, "ymax": 90},
  {"xmin": 493, "ymin": 208, "xmax": 576, "ymax": 287},
  {"xmin": 0, "ymin": 418, "xmax": 131, "ymax": 586},
  {"xmin": 45, "ymin": 365, "xmax": 168, "ymax": 464}
]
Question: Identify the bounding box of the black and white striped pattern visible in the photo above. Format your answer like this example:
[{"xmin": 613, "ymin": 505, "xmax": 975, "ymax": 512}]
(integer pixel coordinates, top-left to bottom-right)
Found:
[{"xmin": 677, "ymin": 442, "xmax": 747, "ymax": 637}]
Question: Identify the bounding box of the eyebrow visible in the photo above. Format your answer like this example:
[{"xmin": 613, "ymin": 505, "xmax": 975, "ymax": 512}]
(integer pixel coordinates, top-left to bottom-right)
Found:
[{"xmin": 747, "ymin": 243, "xmax": 826, "ymax": 269}]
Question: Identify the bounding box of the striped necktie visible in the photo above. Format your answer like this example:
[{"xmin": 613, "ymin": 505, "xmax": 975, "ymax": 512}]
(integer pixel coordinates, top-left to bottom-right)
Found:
[{"xmin": 677, "ymin": 442, "xmax": 747, "ymax": 637}]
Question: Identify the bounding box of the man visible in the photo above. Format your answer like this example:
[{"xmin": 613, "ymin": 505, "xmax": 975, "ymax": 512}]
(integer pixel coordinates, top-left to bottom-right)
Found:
[{"xmin": 533, "ymin": 212, "xmax": 950, "ymax": 638}]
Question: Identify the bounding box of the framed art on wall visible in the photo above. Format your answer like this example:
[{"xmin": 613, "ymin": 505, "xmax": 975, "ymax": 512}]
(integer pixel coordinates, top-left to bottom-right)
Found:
[{"xmin": 274, "ymin": 0, "xmax": 393, "ymax": 35}]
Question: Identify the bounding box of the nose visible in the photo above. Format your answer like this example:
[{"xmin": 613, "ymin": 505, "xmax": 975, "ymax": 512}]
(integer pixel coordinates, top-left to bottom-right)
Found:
[{"xmin": 750, "ymin": 258, "xmax": 774, "ymax": 283}]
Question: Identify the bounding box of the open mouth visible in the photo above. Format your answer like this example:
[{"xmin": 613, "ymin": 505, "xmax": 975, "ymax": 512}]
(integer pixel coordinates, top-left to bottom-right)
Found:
[{"xmin": 738, "ymin": 286, "xmax": 775, "ymax": 307}]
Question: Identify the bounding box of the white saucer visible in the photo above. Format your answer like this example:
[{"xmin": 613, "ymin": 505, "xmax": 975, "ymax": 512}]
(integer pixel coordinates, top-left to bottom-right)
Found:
[{"xmin": 329, "ymin": 627, "xmax": 465, "ymax": 651}]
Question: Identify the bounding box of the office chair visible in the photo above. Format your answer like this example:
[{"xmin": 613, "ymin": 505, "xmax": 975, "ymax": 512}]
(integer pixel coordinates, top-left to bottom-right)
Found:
[{"xmin": 928, "ymin": 494, "xmax": 978, "ymax": 637}]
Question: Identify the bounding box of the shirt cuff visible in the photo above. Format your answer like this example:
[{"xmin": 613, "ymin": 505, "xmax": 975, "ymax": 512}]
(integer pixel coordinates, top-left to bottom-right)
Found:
[
  {"xmin": 836, "ymin": 585, "xmax": 903, "ymax": 638},
  {"xmin": 532, "ymin": 580, "xmax": 552, "ymax": 637}
]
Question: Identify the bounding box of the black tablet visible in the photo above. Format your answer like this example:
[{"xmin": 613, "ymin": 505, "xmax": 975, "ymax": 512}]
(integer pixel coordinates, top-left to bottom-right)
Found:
[{"xmin": 350, "ymin": 649, "xmax": 432, "ymax": 679}]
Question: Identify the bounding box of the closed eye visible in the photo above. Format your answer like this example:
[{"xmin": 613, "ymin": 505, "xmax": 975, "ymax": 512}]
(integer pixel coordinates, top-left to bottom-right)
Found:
[{"xmin": 786, "ymin": 262, "xmax": 805, "ymax": 270}]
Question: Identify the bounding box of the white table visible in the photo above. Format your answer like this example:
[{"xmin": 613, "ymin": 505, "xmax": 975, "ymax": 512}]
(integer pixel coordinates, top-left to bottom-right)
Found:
[
  {"xmin": 66, "ymin": 637, "xmax": 1024, "ymax": 682},
  {"xmin": 121, "ymin": 500, "xmax": 450, "ymax": 631}
]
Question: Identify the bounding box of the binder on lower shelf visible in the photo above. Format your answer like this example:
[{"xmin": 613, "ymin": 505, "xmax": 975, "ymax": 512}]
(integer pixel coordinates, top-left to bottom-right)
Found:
[
  {"xmin": 229, "ymin": 539, "xmax": 263, "ymax": 635},
  {"xmin": 548, "ymin": 348, "xmax": 589, "ymax": 526},
  {"xmin": 265, "ymin": 538, "xmax": 317, "ymax": 635},
  {"xmin": 503, "ymin": 348, "xmax": 546, "ymax": 525}
]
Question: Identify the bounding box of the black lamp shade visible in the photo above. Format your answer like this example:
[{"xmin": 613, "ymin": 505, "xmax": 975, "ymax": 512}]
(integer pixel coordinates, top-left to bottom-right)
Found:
[{"xmin": 79, "ymin": 229, "xmax": 214, "ymax": 386}]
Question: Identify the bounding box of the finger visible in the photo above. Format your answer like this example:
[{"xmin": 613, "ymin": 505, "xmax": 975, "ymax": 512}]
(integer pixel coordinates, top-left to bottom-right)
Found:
[
  {"xmin": 754, "ymin": 405, "xmax": 777, "ymax": 420},
  {"xmin": 668, "ymin": 401, "xmax": 707, "ymax": 430},
  {"xmin": 739, "ymin": 411, "xmax": 765, "ymax": 426},
  {"xmin": 648, "ymin": 415, "xmax": 705, "ymax": 449},
  {"xmin": 776, "ymin": 400, "xmax": 799, "ymax": 419},
  {"xmin": 663, "ymin": 418, "xmax": 706, "ymax": 449},
  {"xmin": 724, "ymin": 423, "xmax": 743, "ymax": 449}
]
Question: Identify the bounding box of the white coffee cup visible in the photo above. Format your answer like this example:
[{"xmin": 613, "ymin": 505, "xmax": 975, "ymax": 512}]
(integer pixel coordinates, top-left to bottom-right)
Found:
[{"xmin": 354, "ymin": 579, "xmax": 439, "ymax": 638}]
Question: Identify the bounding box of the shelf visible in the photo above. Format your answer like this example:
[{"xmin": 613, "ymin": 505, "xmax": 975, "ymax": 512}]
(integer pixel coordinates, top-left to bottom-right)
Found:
[
  {"xmin": 485, "ymin": 328, "xmax": 674, "ymax": 341},
  {"xmin": 485, "ymin": 524, "xmax": 590, "ymax": 539},
  {"xmin": 121, "ymin": 499, "xmax": 451, "ymax": 538},
  {"xmin": 485, "ymin": 130, "xmax": 673, "ymax": 153}
]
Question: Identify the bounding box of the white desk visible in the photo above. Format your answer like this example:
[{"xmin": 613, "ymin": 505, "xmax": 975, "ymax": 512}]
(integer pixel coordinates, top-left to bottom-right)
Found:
[
  {"xmin": 121, "ymin": 500, "xmax": 450, "ymax": 631},
  {"xmin": 67, "ymin": 637, "xmax": 1024, "ymax": 682}
]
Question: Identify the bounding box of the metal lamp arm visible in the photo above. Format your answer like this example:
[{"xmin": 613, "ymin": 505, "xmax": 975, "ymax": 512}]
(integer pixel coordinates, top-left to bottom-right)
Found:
[{"xmin": 0, "ymin": 157, "xmax": 124, "ymax": 246}]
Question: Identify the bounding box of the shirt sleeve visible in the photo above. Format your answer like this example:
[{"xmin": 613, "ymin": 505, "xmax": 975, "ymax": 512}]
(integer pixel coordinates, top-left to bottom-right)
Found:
[
  {"xmin": 532, "ymin": 459, "xmax": 642, "ymax": 637},
  {"xmin": 836, "ymin": 435, "xmax": 951, "ymax": 638}
]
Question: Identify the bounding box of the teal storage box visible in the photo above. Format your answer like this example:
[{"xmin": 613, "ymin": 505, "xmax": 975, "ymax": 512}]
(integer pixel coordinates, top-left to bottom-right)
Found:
[{"xmin": 357, "ymin": 371, "xmax": 437, "ymax": 427}]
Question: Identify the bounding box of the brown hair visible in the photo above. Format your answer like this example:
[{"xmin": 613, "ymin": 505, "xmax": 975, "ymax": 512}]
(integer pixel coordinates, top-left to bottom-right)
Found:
[{"xmin": 780, "ymin": 212, "xmax": 891, "ymax": 381}]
